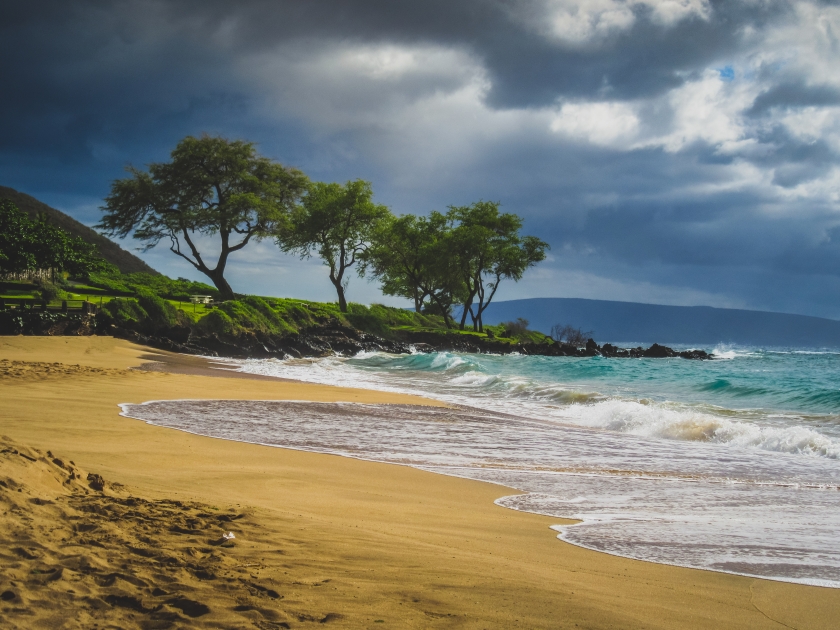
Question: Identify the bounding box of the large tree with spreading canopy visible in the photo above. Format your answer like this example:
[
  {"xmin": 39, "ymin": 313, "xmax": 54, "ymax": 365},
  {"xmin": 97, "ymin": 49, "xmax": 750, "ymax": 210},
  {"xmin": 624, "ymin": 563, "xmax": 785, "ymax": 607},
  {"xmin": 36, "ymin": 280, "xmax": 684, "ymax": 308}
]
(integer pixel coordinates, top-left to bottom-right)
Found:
[{"xmin": 98, "ymin": 135, "xmax": 308, "ymax": 300}]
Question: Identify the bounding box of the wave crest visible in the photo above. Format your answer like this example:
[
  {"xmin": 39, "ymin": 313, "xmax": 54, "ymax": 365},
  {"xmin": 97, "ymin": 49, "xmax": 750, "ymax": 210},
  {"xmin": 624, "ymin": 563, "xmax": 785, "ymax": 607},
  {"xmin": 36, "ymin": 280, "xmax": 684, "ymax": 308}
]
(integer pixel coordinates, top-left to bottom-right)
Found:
[{"xmin": 567, "ymin": 399, "xmax": 840, "ymax": 458}]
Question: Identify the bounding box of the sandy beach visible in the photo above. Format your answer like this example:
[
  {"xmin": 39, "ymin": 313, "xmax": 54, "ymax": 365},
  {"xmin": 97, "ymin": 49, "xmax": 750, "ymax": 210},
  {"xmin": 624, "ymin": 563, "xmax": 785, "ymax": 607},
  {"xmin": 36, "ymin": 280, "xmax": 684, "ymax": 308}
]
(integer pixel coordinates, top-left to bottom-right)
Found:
[{"xmin": 1, "ymin": 337, "xmax": 838, "ymax": 629}]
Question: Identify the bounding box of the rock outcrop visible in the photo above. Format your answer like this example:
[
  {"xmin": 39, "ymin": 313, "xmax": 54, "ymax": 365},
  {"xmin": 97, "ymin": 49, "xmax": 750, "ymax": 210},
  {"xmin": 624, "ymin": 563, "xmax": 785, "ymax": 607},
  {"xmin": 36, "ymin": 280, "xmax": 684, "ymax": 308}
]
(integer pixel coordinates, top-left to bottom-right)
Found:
[{"xmin": 0, "ymin": 309, "xmax": 713, "ymax": 360}]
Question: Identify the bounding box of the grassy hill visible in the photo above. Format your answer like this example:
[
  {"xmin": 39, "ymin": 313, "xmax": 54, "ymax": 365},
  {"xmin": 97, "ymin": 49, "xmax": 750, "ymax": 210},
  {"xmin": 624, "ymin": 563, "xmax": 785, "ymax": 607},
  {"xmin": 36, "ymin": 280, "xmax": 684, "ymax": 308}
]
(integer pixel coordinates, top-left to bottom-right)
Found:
[{"xmin": 0, "ymin": 186, "xmax": 158, "ymax": 275}]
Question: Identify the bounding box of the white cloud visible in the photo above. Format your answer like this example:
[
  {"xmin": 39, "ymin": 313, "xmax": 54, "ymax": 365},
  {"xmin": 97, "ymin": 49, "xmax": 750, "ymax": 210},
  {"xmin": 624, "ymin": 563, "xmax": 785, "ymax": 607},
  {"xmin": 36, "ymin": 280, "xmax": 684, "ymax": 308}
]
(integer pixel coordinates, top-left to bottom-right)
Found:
[
  {"xmin": 550, "ymin": 100, "xmax": 641, "ymax": 146},
  {"xmin": 515, "ymin": 0, "xmax": 711, "ymax": 45},
  {"xmin": 636, "ymin": 69, "xmax": 752, "ymax": 152},
  {"xmin": 244, "ymin": 41, "xmax": 483, "ymax": 132},
  {"xmin": 645, "ymin": 0, "xmax": 712, "ymax": 27}
]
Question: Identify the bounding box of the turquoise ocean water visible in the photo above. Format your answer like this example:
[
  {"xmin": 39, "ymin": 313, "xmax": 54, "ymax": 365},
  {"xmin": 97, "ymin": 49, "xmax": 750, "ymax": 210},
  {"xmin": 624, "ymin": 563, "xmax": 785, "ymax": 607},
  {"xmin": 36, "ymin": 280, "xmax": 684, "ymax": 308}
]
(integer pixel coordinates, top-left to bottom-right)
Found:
[{"xmin": 121, "ymin": 345, "xmax": 840, "ymax": 587}]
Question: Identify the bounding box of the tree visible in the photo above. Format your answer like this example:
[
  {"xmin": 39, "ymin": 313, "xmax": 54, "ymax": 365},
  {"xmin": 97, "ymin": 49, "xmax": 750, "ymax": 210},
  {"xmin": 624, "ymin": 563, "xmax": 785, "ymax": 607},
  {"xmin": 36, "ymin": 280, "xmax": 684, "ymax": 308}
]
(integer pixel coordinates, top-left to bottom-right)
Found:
[
  {"xmin": 501, "ymin": 318, "xmax": 530, "ymax": 338},
  {"xmin": 98, "ymin": 135, "xmax": 308, "ymax": 301},
  {"xmin": 28, "ymin": 214, "xmax": 107, "ymax": 278},
  {"xmin": 447, "ymin": 201, "xmax": 549, "ymax": 332},
  {"xmin": 279, "ymin": 179, "xmax": 391, "ymax": 312},
  {"xmin": 1, "ymin": 201, "xmax": 106, "ymax": 278},
  {"xmin": 361, "ymin": 211, "xmax": 462, "ymax": 326},
  {"xmin": 551, "ymin": 324, "xmax": 593, "ymax": 347},
  {"xmin": 0, "ymin": 201, "xmax": 36, "ymax": 275}
]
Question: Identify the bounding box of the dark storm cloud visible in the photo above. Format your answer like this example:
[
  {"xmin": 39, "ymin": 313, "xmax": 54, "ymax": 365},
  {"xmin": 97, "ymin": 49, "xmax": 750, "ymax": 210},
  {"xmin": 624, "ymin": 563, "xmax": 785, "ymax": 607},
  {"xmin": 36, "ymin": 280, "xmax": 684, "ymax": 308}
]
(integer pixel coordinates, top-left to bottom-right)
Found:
[
  {"xmin": 0, "ymin": 0, "xmax": 788, "ymax": 130},
  {"xmin": 0, "ymin": 0, "xmax": 790, "ymax": 165}
]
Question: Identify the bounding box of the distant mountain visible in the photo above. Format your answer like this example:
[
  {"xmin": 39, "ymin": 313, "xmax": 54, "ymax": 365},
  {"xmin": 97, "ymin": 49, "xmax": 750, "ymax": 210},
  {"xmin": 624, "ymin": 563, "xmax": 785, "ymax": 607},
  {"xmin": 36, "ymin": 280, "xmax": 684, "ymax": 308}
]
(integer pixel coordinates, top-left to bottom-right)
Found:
[
  {"xmin": 481, "ymin": 297, "xmax": 840, "ymax": 348},
  {"xmin": 0, "ymin": 186, "xmax": 158, "ymax": 275}
]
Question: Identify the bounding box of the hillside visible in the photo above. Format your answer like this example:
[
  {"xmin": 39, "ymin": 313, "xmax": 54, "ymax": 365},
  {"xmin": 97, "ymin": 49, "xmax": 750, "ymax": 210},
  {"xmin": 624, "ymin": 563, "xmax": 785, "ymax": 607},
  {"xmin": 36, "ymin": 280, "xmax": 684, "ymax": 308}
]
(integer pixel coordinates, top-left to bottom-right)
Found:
[
  {"xmin": 0, "ymin": 186, "xmax": 158, "ymax": 275},
  {"xmin": 482, "ymin": 297, "xmax": 840, "ymax": 348}
]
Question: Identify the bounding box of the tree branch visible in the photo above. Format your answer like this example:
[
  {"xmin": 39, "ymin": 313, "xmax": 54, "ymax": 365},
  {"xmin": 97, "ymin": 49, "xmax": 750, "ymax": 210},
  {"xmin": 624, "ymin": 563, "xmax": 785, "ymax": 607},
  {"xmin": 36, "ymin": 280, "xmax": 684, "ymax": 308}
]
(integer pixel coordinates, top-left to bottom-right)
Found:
[{"xmin": 179, "ymin": 228, "xmax": 211, "ymax": 273}]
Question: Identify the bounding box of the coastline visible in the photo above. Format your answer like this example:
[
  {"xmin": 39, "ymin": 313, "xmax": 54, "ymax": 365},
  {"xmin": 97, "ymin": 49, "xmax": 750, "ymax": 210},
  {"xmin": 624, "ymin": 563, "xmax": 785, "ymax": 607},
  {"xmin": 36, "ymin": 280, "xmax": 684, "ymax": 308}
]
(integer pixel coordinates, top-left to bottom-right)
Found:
[{"xmin": 2, "ymin": 337, "xmax": 838, "ymax": 628}]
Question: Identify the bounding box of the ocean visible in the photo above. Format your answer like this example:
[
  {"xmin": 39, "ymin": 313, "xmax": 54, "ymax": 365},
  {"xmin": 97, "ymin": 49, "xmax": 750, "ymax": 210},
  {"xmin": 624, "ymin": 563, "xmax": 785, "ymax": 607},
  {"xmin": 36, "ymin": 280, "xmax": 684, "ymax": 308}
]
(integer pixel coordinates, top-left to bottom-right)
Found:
[{"xmin": 120, "ymin": 345, "xmax": 840, "ymax": 588}]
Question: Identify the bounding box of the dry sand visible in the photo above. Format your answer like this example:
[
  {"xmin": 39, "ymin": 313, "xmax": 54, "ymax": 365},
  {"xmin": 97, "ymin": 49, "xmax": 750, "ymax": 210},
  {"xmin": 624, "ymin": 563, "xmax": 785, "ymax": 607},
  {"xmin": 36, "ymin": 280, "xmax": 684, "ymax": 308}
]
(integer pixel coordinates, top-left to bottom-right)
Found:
[{"xmin": 1, "ymin": 336, "xmax": 838, "ymax": 629}]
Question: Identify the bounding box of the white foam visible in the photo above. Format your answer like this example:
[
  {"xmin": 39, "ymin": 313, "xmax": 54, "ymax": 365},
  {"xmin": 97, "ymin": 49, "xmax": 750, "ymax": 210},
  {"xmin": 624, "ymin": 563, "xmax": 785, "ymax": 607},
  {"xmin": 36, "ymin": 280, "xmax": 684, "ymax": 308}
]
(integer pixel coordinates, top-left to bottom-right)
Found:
[
  {"xmin": 565, "ymin": 399, "xmax": 840, "ymax": 458},
  {"xmin": 232, "ymin": 353, "xmax": 840, "ymax": 460}
]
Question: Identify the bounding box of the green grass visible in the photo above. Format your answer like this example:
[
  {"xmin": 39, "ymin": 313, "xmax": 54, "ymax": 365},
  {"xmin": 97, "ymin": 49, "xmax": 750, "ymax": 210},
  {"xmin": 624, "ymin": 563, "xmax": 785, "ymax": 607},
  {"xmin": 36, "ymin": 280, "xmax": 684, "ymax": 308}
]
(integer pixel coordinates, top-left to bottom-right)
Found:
[
  {"xmin": 0, "ymin": 281, "xmax": 38, "ymax": 299},
  {"xmin": 2, "ymin": 276, "xmax": 552, "ymax": 344}
]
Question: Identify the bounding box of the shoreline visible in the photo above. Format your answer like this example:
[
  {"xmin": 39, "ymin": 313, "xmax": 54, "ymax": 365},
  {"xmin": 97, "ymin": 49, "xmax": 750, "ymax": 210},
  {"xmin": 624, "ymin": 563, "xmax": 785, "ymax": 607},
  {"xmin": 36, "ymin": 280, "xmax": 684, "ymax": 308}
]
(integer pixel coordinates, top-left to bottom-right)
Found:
[
  {"xmin": 2, "ymin": 336, "xmax": 838, "ymax": 628},
  {"xmin": 123, "ymin": 394, "xmax": 840, "ymax": 592}
]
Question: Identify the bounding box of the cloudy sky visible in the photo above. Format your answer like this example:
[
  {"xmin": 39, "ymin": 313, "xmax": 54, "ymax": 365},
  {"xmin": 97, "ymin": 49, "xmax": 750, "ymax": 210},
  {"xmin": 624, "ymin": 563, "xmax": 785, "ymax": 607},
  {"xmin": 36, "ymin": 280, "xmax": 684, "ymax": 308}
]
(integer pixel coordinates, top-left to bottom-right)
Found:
[{"xmin": 3, "ymin": 1, "xmax": 840, "ymax": 317}]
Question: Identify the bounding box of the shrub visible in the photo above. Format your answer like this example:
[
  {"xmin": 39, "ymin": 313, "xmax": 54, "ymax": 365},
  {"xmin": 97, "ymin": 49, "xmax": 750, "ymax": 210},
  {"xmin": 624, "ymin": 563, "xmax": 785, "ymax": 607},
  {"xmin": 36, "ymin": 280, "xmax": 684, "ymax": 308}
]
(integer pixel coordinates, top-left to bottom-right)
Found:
[
  {"xmin": 216, "ymin": 300, "xmax": 279, "ymax": 334},
  {"xmin": 501, "ymin": 318, "xmax": 530, "ymax": 337},
  {"xmin": 550, "ymin": 324, "xmax": 593, "ymax": 347},
  {"xmin": 345, "ymin": 303, "xmax": 390, "ymax": 338},
  {"xmin": 196, "ymin": 309, "xmax": 237, "ymax": 335},
  {"xmin": 136, "ymin": 289, "xmax": 180, "ymax": 329},
  {"xmin": 86, "ymin": 272, "xmax": 133, "ymax": 294},
  {"xmin": 101, "ymin": 298, "xmax": 148, "ymax": 328},
  {"xmin": 240, "ymin": 296, "xmax": 295, "ymax": 334},
  {"xmin": 34, "ymin": 281, "xmax": 67, "ymax": 303}
]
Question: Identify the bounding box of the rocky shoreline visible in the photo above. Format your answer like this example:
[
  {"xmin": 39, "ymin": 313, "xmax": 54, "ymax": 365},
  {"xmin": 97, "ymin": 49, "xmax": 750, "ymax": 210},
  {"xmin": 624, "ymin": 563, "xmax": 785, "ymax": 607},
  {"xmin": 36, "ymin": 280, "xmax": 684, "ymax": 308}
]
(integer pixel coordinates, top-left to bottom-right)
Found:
[{"xmin": 0, "ymin": 310, "xmax": 714, "ymax": 360}]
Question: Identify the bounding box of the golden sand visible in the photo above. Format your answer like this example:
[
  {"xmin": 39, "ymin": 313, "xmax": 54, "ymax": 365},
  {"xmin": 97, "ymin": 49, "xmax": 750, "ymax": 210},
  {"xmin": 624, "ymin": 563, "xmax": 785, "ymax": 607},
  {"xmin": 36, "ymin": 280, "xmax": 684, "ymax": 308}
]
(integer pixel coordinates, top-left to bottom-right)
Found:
[{"xmin": 1, "ymin": 336, "xmax": 838, "ymax": 628}]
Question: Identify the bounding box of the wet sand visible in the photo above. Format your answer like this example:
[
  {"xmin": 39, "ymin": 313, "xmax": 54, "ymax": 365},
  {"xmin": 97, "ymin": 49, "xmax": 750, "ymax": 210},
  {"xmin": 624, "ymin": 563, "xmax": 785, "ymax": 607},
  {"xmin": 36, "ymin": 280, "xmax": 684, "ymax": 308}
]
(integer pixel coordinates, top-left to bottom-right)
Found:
[{"xmin": 1, "ymin": 336, "xmax": 838, "ymax": 628}]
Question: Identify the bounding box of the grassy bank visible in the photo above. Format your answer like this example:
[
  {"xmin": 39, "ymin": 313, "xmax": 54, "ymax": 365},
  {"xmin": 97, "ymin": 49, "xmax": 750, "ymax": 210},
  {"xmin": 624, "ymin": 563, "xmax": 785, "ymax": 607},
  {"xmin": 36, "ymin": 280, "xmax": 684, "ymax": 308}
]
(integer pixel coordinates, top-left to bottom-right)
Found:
[{"xmin": 0, "ymin": 273, "xmax": 551, "ymax": 346}]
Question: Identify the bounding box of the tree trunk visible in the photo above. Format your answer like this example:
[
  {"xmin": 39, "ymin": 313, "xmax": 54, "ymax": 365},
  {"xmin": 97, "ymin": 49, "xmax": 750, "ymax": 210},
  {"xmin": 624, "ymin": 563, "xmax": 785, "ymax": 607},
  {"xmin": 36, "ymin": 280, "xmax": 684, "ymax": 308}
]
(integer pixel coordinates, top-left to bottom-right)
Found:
[
  {"xmin": 475, "ymin": 275, "xmax": 501, "ymax": 334},
  {"xmin": 330, "ymin": 276, "xmax": 348, "ymax": 312},
  {"xmin": 459, "ymin": 300, "xmax": 472, "ymax": 330},
  {"xmin": 336, "ymin": 285, "xmax": 348, "ymax": 312},
  {"xmin": 430, "ymin": 294, "xmax": 452, "ymax": 328},
  {"xmin": 208, "ymin": 269, "xmax": 235, "ymax": 301}
]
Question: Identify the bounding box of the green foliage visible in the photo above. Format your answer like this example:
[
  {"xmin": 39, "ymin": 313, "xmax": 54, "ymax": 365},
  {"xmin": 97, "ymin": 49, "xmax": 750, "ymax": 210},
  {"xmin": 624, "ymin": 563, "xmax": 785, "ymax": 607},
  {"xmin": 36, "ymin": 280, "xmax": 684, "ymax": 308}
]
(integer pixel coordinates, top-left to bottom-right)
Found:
[
  {"xmin": 278, "ymin": 179, "xmax": 392, "ymax": 312},
  {"xmin": 363, "ymin": 202, "xmax": 548, "ymax": 331},
  {"xmin": 445, "ymin": 201, "xmax": 549, "ymax": 331},
  {"xmin": 99, "ymin": 135, "xmax": 309, "ymax": 300},
  {"xmin": 343, "ymin": 302, "xmax": 446, "ymax": 338},
  {"xmin": 0, "ymin": 201, "xmax": 108, "ymax": 277},
  {"xmin": 212, "ymin": 299, "xmax": 282, "ymax": 335},
  {"xmin": 34, "ymin": 281, "xmax": 68, "ymax": 303},
  {"xmin": 361, "ymin": 212, "xmax": 461, "ymax": 327},
  {"xmin": 239, "ymin": 296, "xmax": 296, "ymax": 334},
  {"xmin": 136, "ymin": 289, "xmax": 181, "ymax": 329},
  {"xmin": 86, "ymin": 272, "xmax": 133, "ymax": 294},
  {"xmin": 345, "ymin": 303, "xmax": 390, "ymax": 338},
  {"xmin": 500, "ymin": 317, "xmax": 530, "ymax": 337},
  {"xmin": 198, "ymin": 296, "xmax": 345, "ymax": 336},
  {"xmin": 196, "ymin": 309, "xmax": 237, "ymax": 336},
  {"xmin": 483, "ymin": 321, "xmax": 551, "ymax": 344},
  {"xmin": 101, "ymin": 298, "xmax": 149, "ymax": 328},
  {"xmin": 97, "ymin": 291, "xmax": 188, "ymax": 331},
  {"xmin": 87, "ymin": 269, "xmax": 217, "ymax": 300},
  {"xmin": 1, "ymin": 185, "xmax": 157, "ymax": 275},
  {"xmin": 190, "ymin": 297, "xmax": 446, "ymax": 340},
  {"xmin": 268, "ymin": 298, "xmax": 343, "ymax": 331},
  {"xmin": 0, "ymin": 201, "xmax": 36, "ymax": 274}
]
